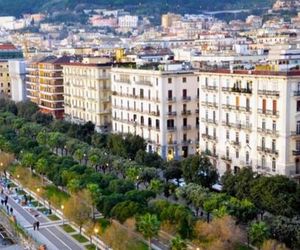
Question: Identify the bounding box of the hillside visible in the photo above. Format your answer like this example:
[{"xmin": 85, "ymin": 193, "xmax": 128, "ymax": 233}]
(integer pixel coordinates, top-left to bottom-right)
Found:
[{"xmin": 0, "ymin": 0, "xmax": 275, "ymax": 17}]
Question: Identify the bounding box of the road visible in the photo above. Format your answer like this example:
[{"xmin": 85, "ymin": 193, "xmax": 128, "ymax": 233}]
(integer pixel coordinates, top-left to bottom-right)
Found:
[{"xmin": 0, "ymin": 182, "xmax": 85, "ymax": 250}]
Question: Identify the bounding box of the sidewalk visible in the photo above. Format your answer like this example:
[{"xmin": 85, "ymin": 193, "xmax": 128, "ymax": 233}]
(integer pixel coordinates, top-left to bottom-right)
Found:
[{"xmin": 0, "ymin": 178, "xmax": 85, "ymax": 250}]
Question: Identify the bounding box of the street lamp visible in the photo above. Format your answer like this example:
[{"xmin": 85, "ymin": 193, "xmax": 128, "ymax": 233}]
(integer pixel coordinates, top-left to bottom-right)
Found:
[
  {"xmin": 94, "ymin": 228, "xmax": 99, "ymax": 250},
  {"xmin": 61, "ymin": 205, "xmax": 65, "ymax": 225}
]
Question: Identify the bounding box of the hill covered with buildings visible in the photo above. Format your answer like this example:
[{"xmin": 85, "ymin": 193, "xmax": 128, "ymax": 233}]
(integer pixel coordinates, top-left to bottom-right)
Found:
[{"xmin": 0, "ymin": 0, "xmax": 275, "ymax": 16}]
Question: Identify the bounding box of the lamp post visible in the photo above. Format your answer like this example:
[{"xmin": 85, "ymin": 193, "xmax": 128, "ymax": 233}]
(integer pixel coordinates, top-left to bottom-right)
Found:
[
  {"xmin": 94, "ymin": 227, "xmax": 99, "ymax": 250},
  {"xmin": 61, "ymin": 205, "xmax": 65, "ymax": 225}
]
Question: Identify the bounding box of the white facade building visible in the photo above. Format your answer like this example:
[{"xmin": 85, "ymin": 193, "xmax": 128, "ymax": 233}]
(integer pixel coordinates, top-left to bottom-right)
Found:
[
  {"xmin": 118, "ymin": 15, "xmax": 139, "ymax": 28},
  {"xmin": 111, "ymin": 63, "xmax": 199, "ymax": 160},
  {"xmin": 9, "ymin": 60, "xmax": 26, "ymax": 102},
  {"xmin": 198, "ymin": 69, "xmax": 300, "ymax": 182}
]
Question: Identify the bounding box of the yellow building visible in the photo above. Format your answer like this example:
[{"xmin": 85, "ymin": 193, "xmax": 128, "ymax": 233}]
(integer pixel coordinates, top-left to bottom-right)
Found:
[
  {"xmin": 161, "ymin": 13, "xmax": 181, "ymax": 30},
  {"xmin": 0, "ymin": 61, "xmax": 11, "ymax": 98},
  {"xmin": 63, "ymin": 62, "xmax": 112, "ymax": 132}
]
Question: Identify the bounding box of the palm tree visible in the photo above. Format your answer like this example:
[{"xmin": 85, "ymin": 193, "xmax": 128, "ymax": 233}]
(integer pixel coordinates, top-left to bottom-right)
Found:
[
  {"xmin": 74, "ymin": 148, "xmax": 84, "ymax": 164},
  {"xmin": 21, "ymin": 152, "xmax": 35, "ymax": 174},
  {"xmin": 36, "ymin": 158, "xmax": 48, "ymax": 185},
  {"xmin": 170, "ymin": 235, "xmax": 187, "ymax": 250},
  {"xmin": 137, "ymin": 213, "xmax": 160, "ymax": 250}
]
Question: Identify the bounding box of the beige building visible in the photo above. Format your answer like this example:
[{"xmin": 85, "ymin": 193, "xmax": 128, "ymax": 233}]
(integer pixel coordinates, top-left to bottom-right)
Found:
[
  {"xmin": 0, "ymin": 61, "xmax": 11, "ymax": 98},
  {"xmin": 111, "ymin": 63, "xmax": 199, "ymax": 160},
  {"xmin": 161, "ymin": 13, "xmax": 182, "ymax": 30},
  {"xmin": 198, "ymin": 69, "xmax": 300, "ymax": 183},
  {"xmin": 63, "ymin": 62, "xmax": 112, "ymax": 132}
]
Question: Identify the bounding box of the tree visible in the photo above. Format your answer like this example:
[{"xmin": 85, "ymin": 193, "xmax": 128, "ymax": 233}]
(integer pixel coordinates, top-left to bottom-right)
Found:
[
  {"xmin": 164, "ymin": 160, "xmax": 183, "ymax": 185},
  {"xmin": 250, "ymin": 175, "xmax": 300, "ymax": 217},
  {"xmin": 87, "ymin": 184, "xmax": 102, "ymax": 220},
  {"xmin": 135, "ymin": 150, "xmax": 163, "ymax": 169},
  {"xmin": 222, "ymin": 167, "xmax": 255, "ymax": 199},
  {"xmin": 0, "ymin": 152, "xmax": 14, "ymax": 177},
  {"xmin": 137, "ymin": 213, "xmax": 160, "ymax": 250},
  {"xmin": 182, "ymin": 155, "xmax": 219, "ymax": 188},
  {"xmin": 176, "ymin": 183, "xmax": 209, "ymax": 216},
  {"xmin": 64, "ymin": 191, "xmax": 91, "ymax": 234},
  {"xmin": 149, "ymin": 179, "xmax": 163, "ymax": 194},
  {"xmin": 203, "ymin": 193, "xmax": 228, "ymax": 223},
  {"xmin": 139, "ymin": 167, "xmax": 158, "ymax": 188},
  {"xmin": 35, "ymin": 157, "xmax": 48, "ymax": 185},
  {"xmin": 193, "ymin": 216, "xmax": 246, "ymax": 250},
  {"xmin": 21, "ymin": 152, "xmax": 35, "ymax": 173},
  {"xmin": 170, "ymin": 235, "xmax": 187, "ymax": 250},
  {"xmin": 16, "ymin": 100, "xmax": 39, "ymax": 120},
  {"xmin": 249, "ymin": 221, "xmax": 270, "ymax": 250},
  {"xmin": 124, "ymin": 134, "xmax": 146, "ymax": 160},
  {"xmin": 261, "ymin": 240, "xmax": 289, "ymax": 250},
  {"xmin": 111, "ymin": 201, "xmax": 142, "ymax": 223}
]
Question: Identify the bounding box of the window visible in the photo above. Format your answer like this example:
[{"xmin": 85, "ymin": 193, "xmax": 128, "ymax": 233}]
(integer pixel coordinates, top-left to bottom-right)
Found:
[
  {"xmin": 273, "ymin": 100, "xmax": 277, "ymax": 114},
  {"xmin": 272, "ymin": 139, "xmax": 276, "ymax": 152},
  {"xmin": 236, "ymin": 96, "xmax": 240, "ymax": 108},
  {"xmin": 296, "ymin": 140, "xmax": 300, "ymax": 151},
  {"xmin": 246, "ymin": 98, "xmax": 250, "ymax": 111},
  {"xmin": 246, "ymin": 134, "xmax": 249, "ymax": 144},
  {"xmin": 272, "ymin": 158, "xmax": 276, "ymax": 172},
  {"xmin": 235, "ymin": 132, "xmax": 239, "ymax": 143},
  {"xmin": 262, "ymin": 119, "xmax": 266, "ymax": 130},
  {"xmin": 262, "ymin": 99, "xmax": 266, "ymax": 113},
  {"xmin": 182, "ymin": 89, "xmax": 187, "ymax": 98},
  {"xmin": 226, "ymin": 130, "xmax": 230, "ymax": 140},
  {"xmin": 183, "ymin": 77, "xmax": 187, "ymax": 83},
  {"xmin": 236, "ymin": 150, "xmax": 239, "ymax": 159},
  {"xmin": 262, "ymin": 137, "xmax": 265, "ymax": 149},
  {"xmin": 297, "ymin": 100, "xmax": 300, "ymax": 112},
  {"xmin": 261, "ymin": 156, "xmax": 266, "ymax": 169},
  {"xmin": 213, "ymin": 128, "xmax": 216, "ymax": 138},
  {"xmin": 213, "ymin": 111, "xmax": 216, "ymax": 122},
  {"xmin": 297, "ymin": 121, "xmax": 300, "ymax": 135},
  {"xmin": 226, "ymin": 147, "xmax": 229, "ymax": 157},
  {"xmin": 205, "ymin": 126, "xmax": 208, "ymax": 135},
  {"xmin": 246, "ymin": 151, "xmax": 249, "ymax": 164},
  {"xmin": 168, "ymin": 90, "xmax": 172, "ymax": 99},
  {"xmin": 272, "ymin": 121, "xmax": 276, "ymax": 132},
  {"xmin": 168, "ymin": 78, "xmax": 172, "ymax": 84},
  {"xmin": 226, "ymin": 113, "xmax": 229, "ymax": 124},
  {"xmin": 183, "ymin": 104, "xmax": 187, "ymax": 112}
]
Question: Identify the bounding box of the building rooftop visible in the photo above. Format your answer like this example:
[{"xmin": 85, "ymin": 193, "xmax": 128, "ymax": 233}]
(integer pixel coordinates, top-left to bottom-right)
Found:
[{"xmin": 199, "ymin": 68, "xmax": 300, "ymax": 76}]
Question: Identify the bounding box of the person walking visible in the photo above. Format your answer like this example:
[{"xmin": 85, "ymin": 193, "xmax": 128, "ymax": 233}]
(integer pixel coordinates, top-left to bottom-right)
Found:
[
  {"xmin": 33, "ymin": 222, "xmax": 36, "ymax": 231},
  {"xmin": 36, "ymin": 221, "xmax": 40, "ymax": 231},
  {"xmin": 6, "ymin": 205, "xmax": 9, "ymax": 214},
  {"xmin": 10, "ymin": 207, "xmax": 13, "ymax": 215}
]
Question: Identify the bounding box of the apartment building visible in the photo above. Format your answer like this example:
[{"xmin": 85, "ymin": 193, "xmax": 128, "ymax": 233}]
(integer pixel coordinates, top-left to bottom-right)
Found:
[
  {"xmin": 198, "ymin": 69, "xmax": 300, "ymax": 182},
  {"xmin": 26, "ymin": 56, "xmax": 71, "ymax": 119},
  {"xmin": 111, "ymin": 63, "xmax": 199, "ymax": 160},
  {"xmin": 63, "ymin": 62, "xmax": 112, "ymax": 132},
  {"xmin": 0, "ymin": 43, "xmax": 23, "ymax": 98}
]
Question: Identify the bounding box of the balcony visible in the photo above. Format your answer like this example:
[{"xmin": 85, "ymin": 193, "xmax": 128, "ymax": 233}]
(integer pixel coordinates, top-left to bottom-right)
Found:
[
  {"xmin": 182, "ymin": 96, "xmax": 192, "ymax": 102},
  {"xmin": 291, "ymin": 131, "xmax": 300, "ymax": 138},
  {"xmin": 201, "ymin": 101, "xmax": 218, "ymax": 109},
  {"xmin": 167, "ymin": 97, "xmax": 176, "ymax": 102},
  {"xmin": 195, "ymin": 109, "xmax": 199, "ymax": 114},
  {"xmin": 201, "ymin": 118, "xmax": 217, "ymax": 125},
  {"xmin": 258, "ymin": 109, "xmax": 279, "ymax": 118},
  {"xmin": 222, "ymin": 104, "xmax": 252, "ymax": 113},
  {"xmin": 181, "ymin": 140, "xmax": 192, "ymax": 145},
  {"xmin": 182, "ymin": 125, "xmax": 192, "ymax": 130},
  {"xmin": 201, "ymin": 85, "xmax": 218, "ymax": 91},
  {"xmin": 202, "ymin": 133, "xmax": 218, "ymax": 142},
  {"xmin": 222, "ymin": 121, "xmax": 252, "ymax": 131},
  {"xmin": 293, "ymin": 150, "xmax": 300, "ymax": 156},
  {"xmin": 257, "ymin": 128, "xmax": 279, "ymax": 137},
  {"xmin": 222, "ymin": 87, "xmax": 252, "ymax": 94},
  {"xmin": 257, "ymin": 146, "xmax": 279, "ymax": 156},
  {"xmin": 230, "ymin": 140, "xmax": 241, "ymax": 147},
  {"xmin": 167, "ymin": 126, "xmax": 177, "ymax": 131},
  {"xmin": 135, "ymin": 80, "xmax": 152, "ymax": 86},
  {"xmin": 258, "ymin": 90, "xmax": 280, "ymax": 97},
  {"xmin": 181, "ymin": 110, "xmax": 192, "ymax": 116},
  {"xmin": 221, "ymin": 155, "xmax": 232, "ymax": 162},
  {"xmin": 167, "ymin": 111, "xmax": 177, "ymax": 116},
  {"xmin": 294, "ymin": 91, "xmax": 300, "ymax": 96}
]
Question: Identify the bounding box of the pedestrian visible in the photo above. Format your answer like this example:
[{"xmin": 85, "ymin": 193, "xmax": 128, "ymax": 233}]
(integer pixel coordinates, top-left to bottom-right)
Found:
[
  {"xmin": 36, "ymin": 221, "xmax": 40, "ymax": 231},
  {"xmin": 10, "ymin": 207, "xmax": 13, "ymax": 215},
  {"xmin": 7, "ymin": 184, "xmax": 10, "ymax": 190},
  {"xmin": 6, "ymin": 205, "xmax": 9, "ymax": 213},
  {"xmin": 1, "ymin": 189, "xmax": 3, "ymax": 195},
  {"xmin": 1, "ymin": 200, "xmax": 3, "ymax": 206},
  {"xmin": 33, "ymin": 222, "xmax": 36, "ymax": 231}
]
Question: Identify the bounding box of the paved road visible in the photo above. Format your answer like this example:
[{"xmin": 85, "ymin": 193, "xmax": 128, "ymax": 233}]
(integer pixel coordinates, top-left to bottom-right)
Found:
[{"xmin": 0, "ymin": 187, "xmax": 84, "ymax": 250}]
